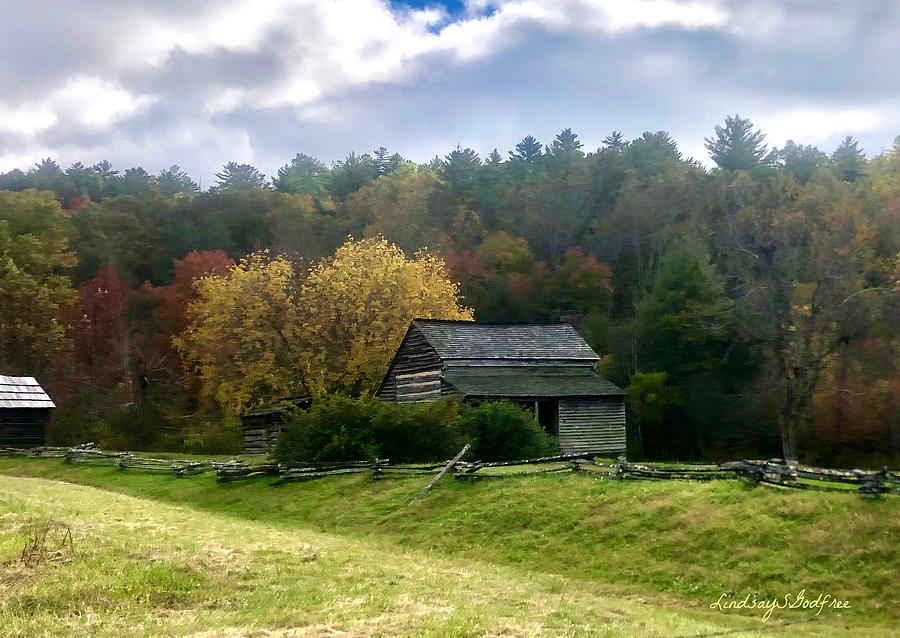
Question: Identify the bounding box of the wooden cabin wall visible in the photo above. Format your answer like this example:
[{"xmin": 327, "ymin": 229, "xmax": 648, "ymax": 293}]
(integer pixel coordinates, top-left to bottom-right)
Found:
[
  {"xmin": 557, "ymin": 397, "xmax": 625, "ymax": 456},
  {"xmin": 395, "ymin": 369, "xmax": 441, "ymax": 403},
  {"xmin": 379, "ymin": 327, "xmax": 442, "ymax": 401},
  {"xmin": 242, "ymin": 413, "xmax": 283, "ymax": 456},
  {"xmin": 0, "ymin": 408, "xmax": 49, "ymax": 447}
]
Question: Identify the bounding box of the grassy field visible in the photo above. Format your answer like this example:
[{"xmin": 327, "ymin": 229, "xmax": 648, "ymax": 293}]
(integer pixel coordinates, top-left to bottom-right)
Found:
[{"xmin": 1, "ymin": 457, "xmax": 898, "ymax": 637}]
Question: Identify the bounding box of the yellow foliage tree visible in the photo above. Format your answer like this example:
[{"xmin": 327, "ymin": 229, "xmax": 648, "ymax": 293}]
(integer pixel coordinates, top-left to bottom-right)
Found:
[
  {"xmin": 175, "ymin": 238, "xmax": 472, "ymax": 415},
  {"xmin": 174, "ymin": 252, "xmax": 306, "ymax": 417},
  {"xmin": 297, "ymin": 236, "xmax": 473, "ymax": 395}
]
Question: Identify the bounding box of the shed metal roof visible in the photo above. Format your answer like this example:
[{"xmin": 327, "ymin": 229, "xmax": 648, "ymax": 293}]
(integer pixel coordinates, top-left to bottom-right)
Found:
[
  {"xmin": 412, "ymin": 320, "xmax": 599, "ymax": 361},
  {"xmin": 443, "ymin": 367, "xmax": 624, "ymax": 398},
  {"xmin": 0, "ymin": 375, "xmax": 55, "ymax": 409}
]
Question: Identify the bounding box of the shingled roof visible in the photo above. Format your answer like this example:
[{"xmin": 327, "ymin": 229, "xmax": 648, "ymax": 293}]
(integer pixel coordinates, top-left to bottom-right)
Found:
[
  {"xmin": 443, "ymin": 367, "xmax": 624, "ymax": 397},
  {"xmin": 412, "ymin": 319, "xmax": 599, "ymax": 361},
  {"xmin": 0, "ymin": 376, "xmax": 55, "ymax": 409}
]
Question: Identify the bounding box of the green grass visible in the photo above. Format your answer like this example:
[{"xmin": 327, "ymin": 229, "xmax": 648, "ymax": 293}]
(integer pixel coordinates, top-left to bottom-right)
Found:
[{"xmin": 1, "ymin": 457, "xmax": 898, "ymax": 636}]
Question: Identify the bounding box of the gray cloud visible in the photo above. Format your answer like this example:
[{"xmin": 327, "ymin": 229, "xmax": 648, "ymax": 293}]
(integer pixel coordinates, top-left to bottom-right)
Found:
[{"xmin": 1, "ymin": 0, "xmax": 898, "ymax": 185}]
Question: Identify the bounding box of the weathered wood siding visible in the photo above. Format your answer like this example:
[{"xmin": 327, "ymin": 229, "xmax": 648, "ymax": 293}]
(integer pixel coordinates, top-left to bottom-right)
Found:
[
  {"xmin": 396, "ymin": 370, "xmax": 442, "ymax": 403},
  {"xmin": 0, "ymin": 408, "xmax": 49, "ymax": 447},
  {"xmin": 557, "ymin": 397, "xmax": 625, "ymax": 456},
  {"xmin": 241, "ymin": 414, "xmax": 285, "ymax": 456},
  {"xmin": 378, "ymin": 327, "xmax": 442, "ymax": 401}
]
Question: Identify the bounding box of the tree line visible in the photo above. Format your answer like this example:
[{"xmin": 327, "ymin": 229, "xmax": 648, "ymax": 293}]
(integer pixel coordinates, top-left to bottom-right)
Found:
[{"xmin": 1, "ymin": 115, "xmax": 898, "ymax": 466}]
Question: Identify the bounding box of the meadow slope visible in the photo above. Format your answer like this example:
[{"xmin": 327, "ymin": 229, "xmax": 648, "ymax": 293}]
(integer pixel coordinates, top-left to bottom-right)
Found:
[{"xmin": 1, "ymin": 458, "xmax": 898, "ymax": 636}]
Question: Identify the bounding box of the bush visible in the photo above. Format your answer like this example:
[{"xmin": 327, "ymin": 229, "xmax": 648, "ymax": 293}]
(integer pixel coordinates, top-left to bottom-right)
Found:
[
  {"xmin": 458, "ymin": 400, "xmax": 559, "ymax": 461},
  {"xmin": 276, "ymin": 395, "xmax": 559, "ymax": 464},
  {"xmin": 276, "ymin": 395, "xmax": 382, "ymax": 463},
  {"xmin": 375, "ymin": 397, "xmax": 466, "ymax": 463}
]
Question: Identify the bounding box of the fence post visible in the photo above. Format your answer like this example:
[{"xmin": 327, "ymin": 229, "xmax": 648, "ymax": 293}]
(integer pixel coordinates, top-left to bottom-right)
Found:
[{"xmin": 410, "ymin": 443, "xmax": 471, "ymax": 504}]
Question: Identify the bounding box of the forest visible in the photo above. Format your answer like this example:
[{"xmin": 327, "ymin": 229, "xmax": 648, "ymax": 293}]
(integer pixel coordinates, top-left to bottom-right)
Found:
[{"xmin": 1, "ymin": 115, "xmax": 898, "ymax": 466}]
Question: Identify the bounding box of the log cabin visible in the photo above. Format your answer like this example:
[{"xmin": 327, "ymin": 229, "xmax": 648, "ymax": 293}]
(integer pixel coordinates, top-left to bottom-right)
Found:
[
  {"xmin": 376, "ymin": 320, "xmax": 626, "ymax": 456},
  {"xmin": 241, "ymin": 396, "xmax": 312, "ymax": 455},
  {"xmin": 0, "ymin": 375, "xmax": 55, "ymax": 448}
]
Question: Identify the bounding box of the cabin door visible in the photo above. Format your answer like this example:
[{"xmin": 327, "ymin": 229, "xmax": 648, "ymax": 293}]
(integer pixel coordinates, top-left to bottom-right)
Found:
[{"xmin": 537, "ymin": 399, "xmax": 559, "ymax": 437}]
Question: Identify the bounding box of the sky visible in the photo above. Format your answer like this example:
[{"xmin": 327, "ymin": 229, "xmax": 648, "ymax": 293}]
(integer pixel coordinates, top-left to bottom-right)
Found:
[{"xmin": 1, "ymin": 0, "xmax": 898, "ymax": 186}]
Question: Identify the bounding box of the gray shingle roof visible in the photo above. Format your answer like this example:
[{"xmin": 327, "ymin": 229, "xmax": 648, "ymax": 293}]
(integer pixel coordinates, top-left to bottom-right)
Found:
[
  {"xmin": 413, "ymin": 320, "xmax": 599, "ymax": 361},
  {"xmin": 443, "ymin": 367, "xmax": 624, "ymax": 398},
  {"xmin": 0, "ymin": 375, "xmax": 55, "ymax": 409}
]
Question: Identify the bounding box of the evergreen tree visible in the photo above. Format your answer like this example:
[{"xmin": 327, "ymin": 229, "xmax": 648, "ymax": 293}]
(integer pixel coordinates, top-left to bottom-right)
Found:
[
  {"xmin": 602, "ymin": 131, "xmax": 629, "ymax": 151},
  {"xmin": 0, "ymin": 169, "xmax": 29, "ymax": 191},
  {"xmin": 442, "ymin": 146, "xmax": 481, "ymax": 193},
  {"xmin": 549, "ymin": 128, "xmax": 584, "ymax": 157},
  {"xmin": 624, "ymin": 131, "xmax": 682, "ymax": 174},
  {"xmin": 212, "ymin": 162, "xmax": 268, "ymax": 193},
  {"xmin": 830, "ymin": 136, "xmax": 866, "ymax": 182},
  {"xmin": 509, "ymin": 135, "xmax": 543, "ymax": 163},
  {"xmin": 328, "ymin": 152, "xmax": 377, "ymax": 198},
  {"xmin": 705, "ymin": 115, "xmax": 769, "ymax": 171},
  {"xmin": 273, "ymin": 153, "xmax": 327, "ymax": 196},
  {"xmin": 158, "ymin": 165, "xmax": 199, "ymax": 196}
]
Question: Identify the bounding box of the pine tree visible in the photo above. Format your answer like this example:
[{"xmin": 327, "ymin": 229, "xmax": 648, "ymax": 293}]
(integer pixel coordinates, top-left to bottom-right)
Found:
[
  {"xmin": 705, "ymin": 115, "xmax": 769, "ymax": 171},
  {"xmin": 830, "ymin": 136, "xmax": 866, "ymax": 182}
]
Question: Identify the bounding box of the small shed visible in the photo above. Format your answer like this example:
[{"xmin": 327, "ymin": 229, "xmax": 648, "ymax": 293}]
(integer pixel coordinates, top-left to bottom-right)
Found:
[
  {"xmin": 241, "ymin": 396, "xmax": 311, "ymax": 455},
  {"xmin": 376, "ymin": 320, "xmax": 626, "ymax": 456},
  {"xmin": 0, "ymin": 375, "xmax": 55, "ymax": 448}
]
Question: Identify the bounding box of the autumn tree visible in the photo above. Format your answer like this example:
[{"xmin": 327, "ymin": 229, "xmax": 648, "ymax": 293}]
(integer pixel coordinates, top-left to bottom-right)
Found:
[
  {"xmin": 174, "ymin": 252, "xmax": 306, "ymax": 417},
  {"xmin": 297, "ymin": 236, "xmax": 473, "ymax": 395},
  {"xmin": 340, "ymin": 171, "xmax": 441, "ymax": 253},
  {"xmin": 156, "ymin": 250, "xmax": 235, "ymax": 337},
  {"xmin": 709, "ymin": 171, "xmax": 895, "ymax": 460},
  {"xmin": 0, "ymin": 189, "xmax": 76, "ymax": 375}
]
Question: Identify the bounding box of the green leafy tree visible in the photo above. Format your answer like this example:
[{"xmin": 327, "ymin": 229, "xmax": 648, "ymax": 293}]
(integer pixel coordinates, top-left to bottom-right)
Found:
[
  {"xmin": 0, "ymin": 190, "xmax": 76, "ymax": 375},
  {"xmin": 778, "ymin": 141, "xmax": 827, "ymax": 185}
]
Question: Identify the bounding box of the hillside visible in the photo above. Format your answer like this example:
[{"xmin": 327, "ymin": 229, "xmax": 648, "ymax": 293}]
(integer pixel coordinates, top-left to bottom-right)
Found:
[{"xmin": 1, "ymin": 458, "xmax": 898, "ymax": 636}]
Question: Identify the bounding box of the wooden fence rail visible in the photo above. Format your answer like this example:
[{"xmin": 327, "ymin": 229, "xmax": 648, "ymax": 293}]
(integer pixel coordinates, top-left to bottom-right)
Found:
[{"xmin": 1, "ymin": 445, "xmax": 897, "ymax": 497}]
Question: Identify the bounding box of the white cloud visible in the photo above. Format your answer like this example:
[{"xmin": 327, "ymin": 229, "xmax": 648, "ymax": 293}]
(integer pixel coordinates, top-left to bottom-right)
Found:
[
  {"xmin": 119, "ymin": 0, "xmax": 731, "ymax": 116},
  {"xmin": 0, "ymin": 76, "xmax": 153, "ymax": 139},
  {"xmin": 53, "ymin": 77, "xmax": 156, "ymax": 129},
  {"xmin": 756, "ymin": 107, "xmax": 896, "ymax": 147},
  {"xmin": 0, "ymin": 103, "xmax": 57, "ymax": 137}
]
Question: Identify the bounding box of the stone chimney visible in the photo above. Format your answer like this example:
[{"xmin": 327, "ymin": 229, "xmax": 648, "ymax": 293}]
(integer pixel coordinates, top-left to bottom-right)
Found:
[{"xmin": 559, "ymin": 310, "xmax": 584, "ymax": 334}]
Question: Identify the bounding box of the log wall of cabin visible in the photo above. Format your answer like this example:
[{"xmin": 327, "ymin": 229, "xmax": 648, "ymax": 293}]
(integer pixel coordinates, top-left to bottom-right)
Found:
[
  {"xmin": 241, "ymin": 413, "xmax": 285, "ymax": 455},
  {"xmin": 379, "ymin": 327, "xmax": 443, "ymax": 402},
  {"xmin": 557, "ymin": 397, "xmax": 625, "ymax": 456},
  {"xmin": 0, "ymin": 408, "xmax": 49, "ymax": 447}
]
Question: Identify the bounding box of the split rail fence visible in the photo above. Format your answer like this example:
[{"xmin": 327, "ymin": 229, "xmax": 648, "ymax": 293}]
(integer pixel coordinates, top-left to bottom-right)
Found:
[{"xmin": 2, "ymin": 443, "xmax": 898, "ymax": 498}]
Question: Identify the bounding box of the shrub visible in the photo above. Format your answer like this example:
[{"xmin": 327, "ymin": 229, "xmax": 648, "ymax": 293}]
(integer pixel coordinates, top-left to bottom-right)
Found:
[
  {"xmin": 276, "ymin": 395, "xmax": 559, "ymax": 464},
  {"xmin": 375, "ymin": 397, "xmax": 465, "ymax": 463},
  {"xmin": 458, "ymin": 401, "xmax": 559, "ymax": 461},
  {"xmin": 275, "ymin": 395, "xmax": 381, "ymax": 463}
]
